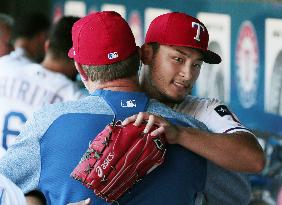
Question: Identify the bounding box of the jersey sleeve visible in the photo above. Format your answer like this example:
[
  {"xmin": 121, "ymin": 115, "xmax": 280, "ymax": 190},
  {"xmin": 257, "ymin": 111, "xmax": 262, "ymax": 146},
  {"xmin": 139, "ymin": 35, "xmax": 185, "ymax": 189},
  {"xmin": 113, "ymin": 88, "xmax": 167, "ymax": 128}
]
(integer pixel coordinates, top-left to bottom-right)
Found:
[
  {"xmin": 199, "ymin": 98, "xmax": 253, "ymax": 134},
  {"xmin": 0, "ymin": 113, "xmax": 42, "ymax": 194},
  {"xmin": 147, "ymin": 99, "xmax": 209, "ymax": 131},
  {"xmin": 175, "ymin": 97, "xmax": 253, "ymax": 134}
]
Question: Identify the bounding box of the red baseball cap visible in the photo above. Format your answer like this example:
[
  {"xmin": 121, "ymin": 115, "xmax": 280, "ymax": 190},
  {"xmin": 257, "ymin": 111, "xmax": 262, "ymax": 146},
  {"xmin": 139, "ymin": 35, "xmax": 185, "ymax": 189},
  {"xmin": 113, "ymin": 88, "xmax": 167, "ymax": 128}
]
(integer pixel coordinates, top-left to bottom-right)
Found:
[
  {"xmin": 68, "ymin": 11, "xmax": 137, "ymax": 65},
  {"xmin": 145, "ymin": 12, "xmax": 221, "ymax": 64}
]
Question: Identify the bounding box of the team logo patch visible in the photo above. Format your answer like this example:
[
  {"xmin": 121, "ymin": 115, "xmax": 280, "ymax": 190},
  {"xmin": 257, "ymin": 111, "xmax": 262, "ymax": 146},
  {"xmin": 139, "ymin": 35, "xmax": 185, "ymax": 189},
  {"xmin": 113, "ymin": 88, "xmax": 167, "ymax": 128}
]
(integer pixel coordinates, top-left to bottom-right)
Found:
[
  {"xmin": 214, "ymin": 105, "xmax": 232, "ymax": 117},
  {"xmin": 121, "ymin": 100, "xmax": 136, "ymax": 108},
  {"xmin": 192, "ymin": 22, "xmax": 205, "ymax": 42},
  {"xmin": 108, "ymin": 52, "xmax": 118, "ymax": 60}
]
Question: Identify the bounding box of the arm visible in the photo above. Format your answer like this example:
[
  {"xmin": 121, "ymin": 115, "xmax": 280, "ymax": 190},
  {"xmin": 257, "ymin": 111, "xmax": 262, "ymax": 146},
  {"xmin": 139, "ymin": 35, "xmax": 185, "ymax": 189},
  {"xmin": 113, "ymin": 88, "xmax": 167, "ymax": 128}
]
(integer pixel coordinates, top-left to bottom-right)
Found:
[
  {"xmin": 122, "ymin": 112, "xmax": 265, "ymax": 173},
  {"xmin": 173, "ymin": 127, "xmax": 264, "ymax": 173},
  {"xmin": 0, "ymin": 114, "xmax": 42, "ymax": 193}
]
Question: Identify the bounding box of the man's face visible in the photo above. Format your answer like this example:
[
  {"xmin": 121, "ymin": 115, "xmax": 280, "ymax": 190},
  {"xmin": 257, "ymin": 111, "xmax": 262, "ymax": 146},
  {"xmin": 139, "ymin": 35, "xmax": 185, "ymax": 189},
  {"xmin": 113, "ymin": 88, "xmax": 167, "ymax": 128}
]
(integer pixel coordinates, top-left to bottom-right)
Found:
[{"xmin": 143, "ymin": 44, "xmax": 203, "ymax": 105}]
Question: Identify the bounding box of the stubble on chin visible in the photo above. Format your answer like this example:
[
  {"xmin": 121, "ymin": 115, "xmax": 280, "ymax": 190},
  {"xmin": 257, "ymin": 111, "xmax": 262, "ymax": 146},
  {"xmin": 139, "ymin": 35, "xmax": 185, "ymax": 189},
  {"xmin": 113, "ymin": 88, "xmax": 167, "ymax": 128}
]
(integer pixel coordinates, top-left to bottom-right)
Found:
[
  {"xmin": 146, "ymin": 74, "xmax": 184, "ymax": 106},
  {"xmin": 150, "ymin": 82, "xmax": 185, "ymax": 106}
]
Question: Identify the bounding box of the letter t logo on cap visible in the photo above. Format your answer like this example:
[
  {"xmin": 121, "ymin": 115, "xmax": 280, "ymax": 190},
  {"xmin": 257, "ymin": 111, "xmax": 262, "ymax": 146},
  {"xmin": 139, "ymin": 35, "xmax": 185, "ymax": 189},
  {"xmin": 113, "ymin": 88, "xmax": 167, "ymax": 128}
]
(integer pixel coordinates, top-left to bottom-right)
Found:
[{"xmin": 192, "ymin": 22, "xmax": 205, "ymax": 42}]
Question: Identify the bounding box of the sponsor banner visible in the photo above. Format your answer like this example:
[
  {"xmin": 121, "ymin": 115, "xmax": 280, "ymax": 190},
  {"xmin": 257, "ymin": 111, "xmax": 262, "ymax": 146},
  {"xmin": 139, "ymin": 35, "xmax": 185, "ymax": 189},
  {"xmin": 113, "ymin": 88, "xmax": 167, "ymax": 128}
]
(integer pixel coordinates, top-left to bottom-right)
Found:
[
  {"xmin": 101, "ymin": 4, "xmax": 126, "ymax": 18},
  {"xmin": 265, "ymin": 18, "xmax": 282, "ymax": 116},
  {"xmin": 64, "ymin": 1, "xmax": 86, "ymax": 17},
  {"xmin": 197, "ymin": 13, "xmax": 231, "ymax": 103},
  {"xmin": 144, "ymin": 8, "xmax": 171, "ymax": 35}
]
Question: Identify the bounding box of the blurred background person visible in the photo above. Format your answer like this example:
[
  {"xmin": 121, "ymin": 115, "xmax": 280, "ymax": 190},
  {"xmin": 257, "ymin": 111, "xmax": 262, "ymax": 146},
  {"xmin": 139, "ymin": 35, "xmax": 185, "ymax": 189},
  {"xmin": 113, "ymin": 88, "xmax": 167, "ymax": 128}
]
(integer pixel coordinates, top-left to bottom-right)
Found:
[
  {"xmin": 0, "ymin": 13, "xmax": 14, "ymax": 57},
  {"xmin": 0, "ymin": 16, "xmax": 84, "ymax": 158},
  {"xmin": 9, "ymin": 12, "xmax": 50, "ymax": 63}
]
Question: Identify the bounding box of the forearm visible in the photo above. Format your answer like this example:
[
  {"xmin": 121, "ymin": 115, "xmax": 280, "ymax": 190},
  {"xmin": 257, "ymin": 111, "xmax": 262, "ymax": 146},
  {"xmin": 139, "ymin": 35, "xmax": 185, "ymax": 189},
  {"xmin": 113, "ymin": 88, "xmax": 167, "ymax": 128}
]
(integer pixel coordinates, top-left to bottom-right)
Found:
[
  {"xmin": 122, "ymin": 112, "xmax": 265, "ymax": 173},
  {"xmin": 176, "ymin": 127, "xmax": 265, "ymax": 173}
]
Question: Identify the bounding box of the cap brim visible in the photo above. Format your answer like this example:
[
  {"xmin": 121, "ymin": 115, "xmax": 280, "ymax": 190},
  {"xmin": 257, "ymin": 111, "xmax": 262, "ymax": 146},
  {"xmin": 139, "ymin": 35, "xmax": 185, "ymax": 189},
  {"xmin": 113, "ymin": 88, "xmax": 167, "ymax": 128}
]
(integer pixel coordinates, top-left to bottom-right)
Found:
[
  {"xmin": 203, "ymin": 50, "xmax": 221, "ymax": 64},
  {"xmin": 68, "ymin": 47, "xmax": 75, "ymax": 58}
]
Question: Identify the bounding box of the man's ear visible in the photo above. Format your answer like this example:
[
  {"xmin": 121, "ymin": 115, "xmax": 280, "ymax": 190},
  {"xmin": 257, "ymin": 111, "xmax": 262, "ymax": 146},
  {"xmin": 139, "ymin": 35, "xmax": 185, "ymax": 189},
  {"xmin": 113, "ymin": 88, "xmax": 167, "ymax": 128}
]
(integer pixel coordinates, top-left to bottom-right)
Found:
[
  {"xmin": 75, "ymin": 62, "xmax": 88, "ymax": 81},
  {"xmin": 141, "ymin": 43, "xmax": 153, "ymax": 65}
]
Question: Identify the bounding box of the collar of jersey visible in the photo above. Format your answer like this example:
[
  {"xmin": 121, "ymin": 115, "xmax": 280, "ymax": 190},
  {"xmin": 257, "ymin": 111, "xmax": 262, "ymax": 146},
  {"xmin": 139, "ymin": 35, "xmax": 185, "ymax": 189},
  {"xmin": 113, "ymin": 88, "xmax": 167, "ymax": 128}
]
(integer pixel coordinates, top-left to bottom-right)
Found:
[{"xmin": 90, "ymin": 89, "xmax": 145, "ymax": 96}]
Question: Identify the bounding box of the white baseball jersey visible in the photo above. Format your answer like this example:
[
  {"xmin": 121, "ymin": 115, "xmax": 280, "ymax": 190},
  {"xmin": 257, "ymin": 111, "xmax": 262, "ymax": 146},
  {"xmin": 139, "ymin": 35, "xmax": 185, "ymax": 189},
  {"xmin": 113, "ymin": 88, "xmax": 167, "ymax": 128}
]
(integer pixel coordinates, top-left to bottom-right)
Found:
[
  {"xmin": 0, "ymin": 47, "xmax": 34, "ymax": 67},
  {"xmin": 174, "ymin": 95, "xmax": 252, "ymax": 134},
  {"xmin": 174, "ymin": 95, "xmax": 253, "ymax": 205},
  {"xmin": 0, "ymin": 174, "xmax": 27, "ymax": 205},
  {"xmin": 0, "ymin": 49, "xmax": 85, "ymax": 157}
]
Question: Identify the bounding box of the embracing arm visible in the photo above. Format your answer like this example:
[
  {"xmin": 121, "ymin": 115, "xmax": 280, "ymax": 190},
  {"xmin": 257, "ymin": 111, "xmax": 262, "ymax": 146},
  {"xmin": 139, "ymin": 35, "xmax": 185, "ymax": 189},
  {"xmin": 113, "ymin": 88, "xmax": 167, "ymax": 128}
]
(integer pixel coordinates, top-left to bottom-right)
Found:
[
  {"xmin": 174, "ymin": 126, "xmax": 265, "ymax": 172},
  {"xmin": 123, "ymin": 112, "xmax": 265, "ymax": 173}
]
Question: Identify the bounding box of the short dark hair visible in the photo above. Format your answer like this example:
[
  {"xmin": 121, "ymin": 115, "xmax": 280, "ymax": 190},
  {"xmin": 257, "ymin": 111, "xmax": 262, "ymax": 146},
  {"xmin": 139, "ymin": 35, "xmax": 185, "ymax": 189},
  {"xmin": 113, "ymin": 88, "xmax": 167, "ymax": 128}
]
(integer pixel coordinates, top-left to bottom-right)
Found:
[
  {"xmin": 82, "ymin": 51, "xmax": 140, "ymax": 82},
  {"xmin": 48, "ymin": 16, "xmax": 79, "ymax": 60},
  {"xmin": 12, "ymin": 12, "xmax": 50, "ymax": 40},
  {"xmin": 148, "ymin": 42, "xmax": 160, "ymax": 56}
]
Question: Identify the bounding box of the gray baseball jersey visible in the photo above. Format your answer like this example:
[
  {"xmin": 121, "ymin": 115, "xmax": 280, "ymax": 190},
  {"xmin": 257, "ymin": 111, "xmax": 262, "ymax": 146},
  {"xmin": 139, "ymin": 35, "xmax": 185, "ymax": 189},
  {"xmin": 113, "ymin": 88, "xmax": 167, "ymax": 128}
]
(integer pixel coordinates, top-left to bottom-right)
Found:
[{"xmin": 174, "ymin": 95, "xmax": 252, "ymax": 205}]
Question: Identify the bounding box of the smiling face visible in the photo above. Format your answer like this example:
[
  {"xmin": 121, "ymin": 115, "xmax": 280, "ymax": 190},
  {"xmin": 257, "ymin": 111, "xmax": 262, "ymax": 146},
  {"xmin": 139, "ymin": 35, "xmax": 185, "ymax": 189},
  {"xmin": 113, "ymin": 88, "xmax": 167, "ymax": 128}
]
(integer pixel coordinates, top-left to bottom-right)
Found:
[{"xmin": 142, "ymin": 44, "xmax": 203, "ymax": 105}]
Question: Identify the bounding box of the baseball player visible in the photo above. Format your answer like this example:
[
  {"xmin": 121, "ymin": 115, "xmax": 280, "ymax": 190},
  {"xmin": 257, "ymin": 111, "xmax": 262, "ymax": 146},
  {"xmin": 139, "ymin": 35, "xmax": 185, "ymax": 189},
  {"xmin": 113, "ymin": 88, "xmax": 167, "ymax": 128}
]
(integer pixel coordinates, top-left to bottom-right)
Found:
[
  {"xmin": 133, "ymin": 12, "xmax": 264, "ymax": 204},
  {"xmin": 11, "ymin": 12, "xmax": 50, "ymax": 63},
  {"xmin": 0, "ymin": 11, "xmax": 208, "ymax": 205},
  {"xmin": 0, "ymin": 13, "xmax": 14, "ymax": 57},
  {"xmin": 0, "ymin": 16, "xmax": 84, "ymax": 158}
]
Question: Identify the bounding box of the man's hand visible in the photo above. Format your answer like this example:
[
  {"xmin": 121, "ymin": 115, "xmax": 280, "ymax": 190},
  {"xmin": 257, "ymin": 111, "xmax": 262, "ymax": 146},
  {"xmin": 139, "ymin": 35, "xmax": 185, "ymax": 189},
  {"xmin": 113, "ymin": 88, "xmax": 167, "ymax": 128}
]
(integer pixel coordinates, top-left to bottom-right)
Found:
[
  {"xmin": 122, "ymin": 112, "xmax": 181, "ymax": 144},
  {"xmin": 71, "ymin": 120, "xmax": 166, "ymax": 202}
]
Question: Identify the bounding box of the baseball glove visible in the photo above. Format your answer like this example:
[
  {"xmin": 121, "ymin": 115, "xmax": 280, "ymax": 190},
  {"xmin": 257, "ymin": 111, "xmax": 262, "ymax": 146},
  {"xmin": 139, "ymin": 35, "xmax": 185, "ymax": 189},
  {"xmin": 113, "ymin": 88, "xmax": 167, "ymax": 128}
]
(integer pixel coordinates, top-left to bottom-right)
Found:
[{"xmin": 71, "ymin": 120, "xmax": 166, "ymax": 203}]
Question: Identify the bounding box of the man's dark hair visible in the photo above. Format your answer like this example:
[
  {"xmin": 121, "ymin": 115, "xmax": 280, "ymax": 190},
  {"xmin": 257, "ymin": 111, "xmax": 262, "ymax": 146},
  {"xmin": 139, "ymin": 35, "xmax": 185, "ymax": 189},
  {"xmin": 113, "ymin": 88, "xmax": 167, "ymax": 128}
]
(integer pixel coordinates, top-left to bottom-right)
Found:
[
  {"xmin": 12, "ymin": 12, "xmax": 50, "ymax": 40},
  {"xmin": 25, "ymin": 190, "xmax": 46, "ymax": 205},
  {"xmin": 148, "ymin": 42, "xmax": 160, "ymax": 56},
  {"xmin": 48, "ymin": 16, "xmax": 80, "ymax": 60}
]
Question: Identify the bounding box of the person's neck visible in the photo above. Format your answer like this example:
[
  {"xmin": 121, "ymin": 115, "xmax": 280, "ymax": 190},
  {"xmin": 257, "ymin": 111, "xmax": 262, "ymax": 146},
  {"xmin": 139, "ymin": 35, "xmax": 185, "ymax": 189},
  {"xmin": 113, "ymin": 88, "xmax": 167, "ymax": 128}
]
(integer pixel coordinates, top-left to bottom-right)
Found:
[
  {"xmin": 41, "ymin": 54, "xmax": 75, "ymax": 80},
  {"xmin": 14, "ymin": 38, "xmax": 35, "ymax": 60},
  {"xmin": 89, "ymin": 77, "xmax": 142, "ymax": 93},
  {"xmin": 141, "ymin": 78, "xmax": 176, "ymax": 108}
]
